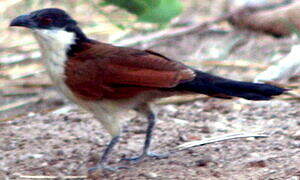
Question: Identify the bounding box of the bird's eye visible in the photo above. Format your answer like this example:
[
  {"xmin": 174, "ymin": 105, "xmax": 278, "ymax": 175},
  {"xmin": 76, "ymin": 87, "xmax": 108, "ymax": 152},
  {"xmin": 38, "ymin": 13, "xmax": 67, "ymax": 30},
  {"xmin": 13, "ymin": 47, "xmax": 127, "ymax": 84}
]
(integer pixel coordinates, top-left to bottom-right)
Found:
[{"xmin": 40, "ymin": 17, "xmax": 53, "ymax": 26}]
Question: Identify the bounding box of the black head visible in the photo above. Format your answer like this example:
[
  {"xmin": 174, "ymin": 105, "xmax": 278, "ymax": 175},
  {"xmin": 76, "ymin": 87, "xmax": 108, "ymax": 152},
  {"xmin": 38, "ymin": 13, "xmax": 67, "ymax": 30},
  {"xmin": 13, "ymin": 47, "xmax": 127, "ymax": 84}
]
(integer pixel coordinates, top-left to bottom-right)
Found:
[
  {"xmin": 10, "ymin": 8, "xmax": 77, "ymax": 30},
  {"xmin": 10, "ymin": 8, "xmax": 91, "ymax": 49}
]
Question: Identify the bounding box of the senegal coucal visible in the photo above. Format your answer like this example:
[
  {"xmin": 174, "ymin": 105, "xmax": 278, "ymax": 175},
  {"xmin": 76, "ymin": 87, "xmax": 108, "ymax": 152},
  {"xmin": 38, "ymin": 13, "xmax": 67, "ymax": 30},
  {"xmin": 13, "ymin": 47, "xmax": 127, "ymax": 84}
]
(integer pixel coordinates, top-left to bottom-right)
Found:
[{"xmin": 10, "ymin": 8, "xmax": 286, "ymax": 171}]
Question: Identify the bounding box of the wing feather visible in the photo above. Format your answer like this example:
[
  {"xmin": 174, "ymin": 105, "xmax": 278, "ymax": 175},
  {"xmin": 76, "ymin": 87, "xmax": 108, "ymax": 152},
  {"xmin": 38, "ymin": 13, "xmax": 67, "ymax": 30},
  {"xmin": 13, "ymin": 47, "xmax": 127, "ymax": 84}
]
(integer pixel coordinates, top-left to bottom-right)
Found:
[{"xmin": 65, "ymin": 42, "xmax": 195, "ymax": 100}]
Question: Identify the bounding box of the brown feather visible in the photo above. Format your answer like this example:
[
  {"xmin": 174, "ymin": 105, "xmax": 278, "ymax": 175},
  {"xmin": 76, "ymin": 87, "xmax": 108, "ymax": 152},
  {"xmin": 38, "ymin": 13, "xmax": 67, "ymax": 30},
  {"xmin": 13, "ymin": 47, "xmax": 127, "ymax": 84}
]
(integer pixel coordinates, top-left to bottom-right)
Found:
[{"xmin": 65, "ymin": 41, "xmax": 195, "ymax": 100}]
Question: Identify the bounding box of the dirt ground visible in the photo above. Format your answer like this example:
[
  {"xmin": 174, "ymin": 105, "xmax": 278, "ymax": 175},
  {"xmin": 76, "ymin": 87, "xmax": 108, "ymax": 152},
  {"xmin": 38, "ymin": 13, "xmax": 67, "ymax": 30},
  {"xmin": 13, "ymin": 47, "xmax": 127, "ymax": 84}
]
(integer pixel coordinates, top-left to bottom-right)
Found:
[{"xmin": 1, "ymin": 0, "xmax": 300, "ymax": 179}]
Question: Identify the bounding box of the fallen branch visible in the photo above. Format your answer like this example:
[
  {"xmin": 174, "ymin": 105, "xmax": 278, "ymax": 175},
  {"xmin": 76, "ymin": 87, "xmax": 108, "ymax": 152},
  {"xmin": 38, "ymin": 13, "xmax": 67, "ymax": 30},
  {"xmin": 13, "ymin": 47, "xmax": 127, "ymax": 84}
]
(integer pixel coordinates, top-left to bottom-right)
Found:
[
  {"xmin": 200, "ymin": 60, "xmax": 268, "ymax": 70},
  {"xmin": 155, "ymin": 95, "xmax": 207, "ymax": 105},
  {"xmin": 4, "ymin": 69, "xmax": 46, "ymax": 80},
  {"xmin": 0, "ymin": 79, "xmax": 52, "ymax": 88},
  {"xmin": 0, "ymin": 97, "xmax": 41, "ymax": 113},
  {"xmin": 174, "ymin": 133, "xmax": 268, "ymax": 151},
  {"xmin": 0, "ymin": 105, "xmax": 67, "ymax": 123},
  {"xmin": 1, "ymin": 88, "xmax": 40, "ymax": 96},
  {"xmin": 115, "ymin": 1, "xmax": 294, "ymax": 48},
  {"xmin": 285, "ymin": 90, "xmax": 300, "ymax": 99},
  {"xmin": 286, "ymin": 83, "xmax": 300, "ymax": 88},
  {"xmin": 0, "ymin": 51, "xmax": 40, "ymax": 65},
  {"xmin": 114, "ymin": 7, "xmax": 255, "ymax": 47}
]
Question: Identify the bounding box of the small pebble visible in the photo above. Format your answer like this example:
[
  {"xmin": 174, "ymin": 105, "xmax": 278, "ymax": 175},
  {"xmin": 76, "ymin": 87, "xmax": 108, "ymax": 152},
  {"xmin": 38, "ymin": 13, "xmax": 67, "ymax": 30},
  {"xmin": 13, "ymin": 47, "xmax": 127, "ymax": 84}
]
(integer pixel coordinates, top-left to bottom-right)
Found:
[
  {"xmin": 27, "ymin": 112, "xmax": 36, "ymax": 117},
  {"xmin": 291, "ymin": 131, "xmax": 300, "ymax": 140},
  {"xmin": 246, "ymin": 153, "xmax": 267, "ymax": 168},
  {"xmin": 56, "ymin": 150, "xmax": 65, "ymax": 156},
  {"xmin": 140, "ymin": 172, "xmax": 159, "ymax": 179},
  {"xmin": 247, "ymin": 159, "xmax": 267, "ymax": 168},
  {"xmin": 195, "ymin": 156, "xmax": 212, "ymax": 167},
  {"xmin": 200, "ymin": 126, "xmax": 211, "ymax": 133}
]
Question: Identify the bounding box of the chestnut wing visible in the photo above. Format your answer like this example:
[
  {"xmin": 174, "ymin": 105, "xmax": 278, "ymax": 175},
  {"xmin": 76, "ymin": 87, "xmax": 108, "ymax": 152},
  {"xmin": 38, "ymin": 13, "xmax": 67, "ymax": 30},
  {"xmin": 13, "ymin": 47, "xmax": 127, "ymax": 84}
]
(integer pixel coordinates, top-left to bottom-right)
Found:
[{"xmin": 65, "ymin": 43, "xmax": 195, "ymax": 100}]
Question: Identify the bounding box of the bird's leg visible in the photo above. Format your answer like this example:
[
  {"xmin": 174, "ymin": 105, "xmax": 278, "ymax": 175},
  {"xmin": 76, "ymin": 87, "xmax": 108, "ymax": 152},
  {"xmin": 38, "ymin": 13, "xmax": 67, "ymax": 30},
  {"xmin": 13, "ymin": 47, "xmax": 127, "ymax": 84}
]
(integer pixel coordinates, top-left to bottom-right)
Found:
[
  {"xmin": 88, "ymin": 135, "xmax": 127, "ymax": 172},
  {"xmin": 121, "ymin": 112, "xmax": 168, "ymax": 163}
]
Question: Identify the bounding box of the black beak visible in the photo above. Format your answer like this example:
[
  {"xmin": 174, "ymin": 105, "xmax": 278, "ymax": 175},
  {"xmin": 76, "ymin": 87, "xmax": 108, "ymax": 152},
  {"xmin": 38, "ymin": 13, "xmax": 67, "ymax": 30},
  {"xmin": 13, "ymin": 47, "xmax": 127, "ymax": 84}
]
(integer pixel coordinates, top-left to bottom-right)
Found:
[{"xmin": 10, "ymin": 14, "xmax": 36, "ymax": 28}]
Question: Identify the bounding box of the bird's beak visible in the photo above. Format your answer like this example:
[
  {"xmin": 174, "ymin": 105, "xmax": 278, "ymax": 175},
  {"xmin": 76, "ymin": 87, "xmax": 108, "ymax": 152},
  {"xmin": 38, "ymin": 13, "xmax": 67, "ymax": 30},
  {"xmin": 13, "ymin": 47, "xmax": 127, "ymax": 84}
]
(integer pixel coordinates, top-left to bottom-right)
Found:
[{"xmin": 10, "ymin": 14, "xmax": 36, "ymax": 28}]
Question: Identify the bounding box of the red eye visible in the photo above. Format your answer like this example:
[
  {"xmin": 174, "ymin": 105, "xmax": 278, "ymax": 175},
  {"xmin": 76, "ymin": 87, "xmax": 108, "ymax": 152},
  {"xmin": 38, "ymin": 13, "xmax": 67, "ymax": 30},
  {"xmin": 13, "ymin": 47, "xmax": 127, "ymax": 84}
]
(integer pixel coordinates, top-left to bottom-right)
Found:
[{"xmin": 40, "ymin": 18, "xmax": 52, "ymax": 25}]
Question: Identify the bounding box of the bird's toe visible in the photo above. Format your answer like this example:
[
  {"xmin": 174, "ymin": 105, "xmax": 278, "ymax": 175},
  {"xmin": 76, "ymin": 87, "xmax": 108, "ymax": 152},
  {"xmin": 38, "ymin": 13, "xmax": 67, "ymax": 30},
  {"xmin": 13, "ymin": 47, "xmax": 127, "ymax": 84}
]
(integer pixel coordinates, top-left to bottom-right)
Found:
[
  {"xmin": 120, "ymin": 152, "xmax": 169, "ymax": 163},
  {"xmin": 88, "ymin": 164, "xmax": 128, "ymax": 174}
]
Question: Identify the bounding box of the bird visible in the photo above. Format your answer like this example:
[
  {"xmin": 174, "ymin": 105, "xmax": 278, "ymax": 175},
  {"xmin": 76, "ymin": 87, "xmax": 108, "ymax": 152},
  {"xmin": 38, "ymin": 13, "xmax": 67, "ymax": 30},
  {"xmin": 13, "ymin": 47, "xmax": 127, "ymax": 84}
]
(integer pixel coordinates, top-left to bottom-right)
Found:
[{"xmin": 10, "ymin": 8, "xmax": 287, "ymax": 172}]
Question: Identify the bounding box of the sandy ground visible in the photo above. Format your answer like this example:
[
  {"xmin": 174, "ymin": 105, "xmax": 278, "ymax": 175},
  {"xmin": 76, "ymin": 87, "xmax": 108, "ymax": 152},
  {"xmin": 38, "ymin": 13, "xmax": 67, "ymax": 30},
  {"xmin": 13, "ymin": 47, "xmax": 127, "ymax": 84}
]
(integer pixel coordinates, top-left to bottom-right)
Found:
[{"xmin": 1, "ymin": 0, "xmax": 300, "ymax": 179}]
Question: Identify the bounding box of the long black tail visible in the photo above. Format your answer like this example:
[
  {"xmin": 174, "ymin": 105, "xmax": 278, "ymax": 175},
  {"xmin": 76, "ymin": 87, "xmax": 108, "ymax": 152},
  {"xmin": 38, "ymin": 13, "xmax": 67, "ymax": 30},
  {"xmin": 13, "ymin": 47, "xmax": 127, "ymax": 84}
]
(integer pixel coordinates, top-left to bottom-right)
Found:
[{"xmin": 175, "ymin": 70, "xmax": 287, "ymax": 100}]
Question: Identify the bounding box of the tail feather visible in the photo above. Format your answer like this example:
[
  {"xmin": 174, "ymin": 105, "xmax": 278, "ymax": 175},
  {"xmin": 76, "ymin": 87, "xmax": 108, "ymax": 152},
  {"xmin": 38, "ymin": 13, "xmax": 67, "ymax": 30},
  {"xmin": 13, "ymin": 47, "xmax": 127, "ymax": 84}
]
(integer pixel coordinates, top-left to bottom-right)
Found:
[{"xmin": 175, "ymin": 70, "xmax": 286, "ymax": 100}]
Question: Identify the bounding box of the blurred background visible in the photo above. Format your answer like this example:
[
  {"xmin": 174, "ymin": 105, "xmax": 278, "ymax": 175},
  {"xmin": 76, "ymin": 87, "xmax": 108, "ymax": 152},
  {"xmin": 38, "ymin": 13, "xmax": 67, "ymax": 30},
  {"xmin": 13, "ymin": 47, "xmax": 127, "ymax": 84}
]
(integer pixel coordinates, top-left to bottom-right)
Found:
[
  {"xmin": 0, "ymin": 0, "xmax": 299, "ymax": 179},
  {"xmin": 2, "ymin": 0, "xmax": 298, "ymax": 120}
]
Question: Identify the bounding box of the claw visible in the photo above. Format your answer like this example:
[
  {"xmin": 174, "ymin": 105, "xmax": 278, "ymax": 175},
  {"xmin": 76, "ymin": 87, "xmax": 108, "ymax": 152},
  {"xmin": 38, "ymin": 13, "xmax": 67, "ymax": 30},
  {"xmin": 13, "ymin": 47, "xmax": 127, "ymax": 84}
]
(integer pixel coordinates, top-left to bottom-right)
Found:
[
  {"xmin": 121, "ymin": 152, "xmax": 169, "ymax": 163},
  {"xmin": 147, "ymin": 152, "xmax": 169, "ymax": 159},
  {"xmin": 88, "ymin": 164, "xmax": 129, "ymax": 174}
]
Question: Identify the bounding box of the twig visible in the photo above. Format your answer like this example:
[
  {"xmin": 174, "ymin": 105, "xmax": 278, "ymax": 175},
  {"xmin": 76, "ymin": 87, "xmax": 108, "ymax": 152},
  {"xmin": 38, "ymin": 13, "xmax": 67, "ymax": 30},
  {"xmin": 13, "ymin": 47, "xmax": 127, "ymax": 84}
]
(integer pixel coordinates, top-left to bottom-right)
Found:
[
  {"xmin": 286, "ymin": 83, "xmax": 300, "ymax": 88},
  {"xmin": 0, "ymin": 97, "xmax": 41, "ymax": 113},
  {"xmin": 0, "ymin": 79, "xmax": 52, "ymax": 88},
  {"xmin": 115, "ymin": 2, "xmax": 284, "ymax": 48},
  {"xmin": 200, "ymin": 60, "xmax": 268, "ymax": 70},
  {"xmin": 115, "ymin": 6, "xmax": 259, "ymax": 47},
  {"xmin": 155, "ymin": 95, "xmax": 207, "ymax": 105},
  {"xmin": 280, "ymin": 97, "xmax": 300, "ymax": 100},
  {"xmin": 0, "ymin": 105, "xmax": 66, "ymax": 123},
  {"xmin": 1, "ymin": 41, "xmax": 36, "ymax": 53},
  {"xmin": 174, "ymin": 133, "xmax": 268, "ymax": 151},
  {"xmin": 285, "ymin": 91, "xmax": 300, "ymax": 99},
  {"xmin": 114, "ymin": 15, "xmax": 231, "ymax": 47},
  {"xmin": 1, "ymin": 88, "xmax": 40, "ymax": 96},
  {"xmin": 18, "ymin": 175, "xmax": 87, "ymax": 179},
  {"xmin": 0, "ymin": 51, "xmax": 40, "ymax": 65},
  {"xmin": 7, "ymin": 69, "xmax": 45, "ymax": 80}
]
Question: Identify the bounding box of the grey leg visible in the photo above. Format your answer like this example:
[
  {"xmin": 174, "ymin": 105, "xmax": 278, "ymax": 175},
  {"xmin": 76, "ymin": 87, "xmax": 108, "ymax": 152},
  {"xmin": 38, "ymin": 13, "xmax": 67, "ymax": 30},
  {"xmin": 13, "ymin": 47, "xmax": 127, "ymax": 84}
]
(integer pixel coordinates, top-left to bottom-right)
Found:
[
  {"xmin": 100, "ymin": 136, "xmax": 120, "ymax": 165},
  {"xmin": 121, "ymin": 113, "xmax": 168, "ymax": 163},
  {"xmin": 88, "ymin": 136, "xmax": 127, "ymax": 172},
  {"xmin": 143, "ymin": 113, "xmax": 155, "ymax": 154}
]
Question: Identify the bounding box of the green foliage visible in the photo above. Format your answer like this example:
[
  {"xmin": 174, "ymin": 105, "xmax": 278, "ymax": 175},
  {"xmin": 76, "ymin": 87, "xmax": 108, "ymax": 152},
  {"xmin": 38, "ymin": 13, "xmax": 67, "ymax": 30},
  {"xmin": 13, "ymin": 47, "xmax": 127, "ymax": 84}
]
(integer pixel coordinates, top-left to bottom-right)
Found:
[{"xmin": 102, "ymin": 0, "xmax": 183, "ymax": 24}]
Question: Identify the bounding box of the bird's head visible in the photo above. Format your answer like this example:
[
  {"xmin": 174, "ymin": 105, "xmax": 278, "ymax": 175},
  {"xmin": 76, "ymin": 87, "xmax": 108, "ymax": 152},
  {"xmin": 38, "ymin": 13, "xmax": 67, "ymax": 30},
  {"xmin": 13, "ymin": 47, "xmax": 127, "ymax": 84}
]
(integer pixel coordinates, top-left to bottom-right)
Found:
[
  {"xmin": 10, "ymin": 8, "xmax": 77, "ymax": 30},
  {"xmin": 10, "ymin": 8, "xmax": 88, "ymax": 50}
]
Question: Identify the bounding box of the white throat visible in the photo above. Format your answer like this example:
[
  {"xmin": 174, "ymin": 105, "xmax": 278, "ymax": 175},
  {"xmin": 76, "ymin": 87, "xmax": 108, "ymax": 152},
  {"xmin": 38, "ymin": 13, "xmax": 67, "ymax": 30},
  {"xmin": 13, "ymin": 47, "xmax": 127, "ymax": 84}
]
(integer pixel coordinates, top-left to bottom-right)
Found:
[
  {"xmin": 32, "ymin": 28, "xmax": 82, "ymax": 103},
  {"xmin": 33, "ymin": 29, "xmax": 75, "ymax": 82},
  {"xmin": 33, "ymin": 29, "xmax": 75, "ymax": 50}
]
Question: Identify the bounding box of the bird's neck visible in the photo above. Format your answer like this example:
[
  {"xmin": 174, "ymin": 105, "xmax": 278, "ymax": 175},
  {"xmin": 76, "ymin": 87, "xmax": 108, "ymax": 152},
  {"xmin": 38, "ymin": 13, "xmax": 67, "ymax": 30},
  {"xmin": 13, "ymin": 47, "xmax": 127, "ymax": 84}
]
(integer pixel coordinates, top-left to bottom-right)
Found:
[
  {"xmin": 33, "ymin": 26, "xmax": 93, "ymax": 84},
  {"xmin": 33, "ymin": 28, "xmax": 71, "ymax": 85},
  {"xmin": 33, "ymin": 26, "xmax": 91, "ymax": 58},
  {"xmin": 65, "ymin": 26, "xmax": 93, "ymax": 56}
]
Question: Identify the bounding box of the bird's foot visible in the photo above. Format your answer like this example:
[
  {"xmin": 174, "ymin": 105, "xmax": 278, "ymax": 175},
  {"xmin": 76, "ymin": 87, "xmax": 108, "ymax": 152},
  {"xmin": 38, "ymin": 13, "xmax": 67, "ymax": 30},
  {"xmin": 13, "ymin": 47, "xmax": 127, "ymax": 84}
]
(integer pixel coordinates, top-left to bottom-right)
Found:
[
  {"xmin": 88, "ymin": 164, "xmax": 128, "ymax": 174},
  {"xmin": 121, "ymin": 152, "xmax": 169, "ymax": 163}
]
